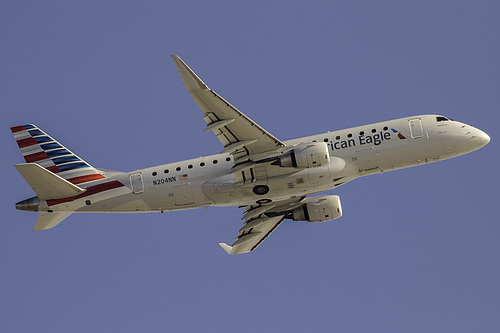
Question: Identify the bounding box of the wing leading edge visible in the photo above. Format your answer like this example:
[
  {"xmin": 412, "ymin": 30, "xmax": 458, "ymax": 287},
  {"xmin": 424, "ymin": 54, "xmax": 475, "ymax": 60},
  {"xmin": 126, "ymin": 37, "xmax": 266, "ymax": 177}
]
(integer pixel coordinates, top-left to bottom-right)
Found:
[{"xmin": 170, "ymin": 55, "xmax": 285, "ymax": 162}]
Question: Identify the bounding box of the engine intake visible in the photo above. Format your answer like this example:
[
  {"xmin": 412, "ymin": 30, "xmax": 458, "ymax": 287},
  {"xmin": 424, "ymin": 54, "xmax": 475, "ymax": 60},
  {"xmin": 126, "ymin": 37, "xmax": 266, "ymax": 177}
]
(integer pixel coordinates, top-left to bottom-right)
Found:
[
  {"xmin": 291, "ymin": 195, "xmax": 342, "ymax": 223},
  {"xmin": 278, "ymin": 142, "xmax": 330, "ymax": 168}
]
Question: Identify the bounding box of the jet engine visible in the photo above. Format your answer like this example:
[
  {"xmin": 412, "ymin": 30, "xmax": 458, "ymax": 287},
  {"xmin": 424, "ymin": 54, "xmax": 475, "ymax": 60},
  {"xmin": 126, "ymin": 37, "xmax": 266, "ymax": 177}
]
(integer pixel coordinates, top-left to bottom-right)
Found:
[
  {"xmin": 291, "ymin": 195, "xmax": 342, "ymax": 223},
  {"xmin": 278, "ymin": 142, "xmax": 330, "ymax": 168}
]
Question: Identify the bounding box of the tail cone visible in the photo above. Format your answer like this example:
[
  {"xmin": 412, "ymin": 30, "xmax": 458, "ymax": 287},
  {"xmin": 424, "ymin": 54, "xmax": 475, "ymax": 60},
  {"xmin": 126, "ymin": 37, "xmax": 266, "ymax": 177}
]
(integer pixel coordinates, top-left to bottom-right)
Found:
[{"xmin": 16, "ymin": 197, "xmax": 40, "ymax": 212}]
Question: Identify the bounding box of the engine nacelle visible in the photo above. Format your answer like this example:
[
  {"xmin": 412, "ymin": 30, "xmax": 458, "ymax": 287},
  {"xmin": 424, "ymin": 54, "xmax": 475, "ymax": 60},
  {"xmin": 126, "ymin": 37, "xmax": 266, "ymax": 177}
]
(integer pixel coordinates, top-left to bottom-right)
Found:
[
  {"xmin": 291, "ymin": 195, "xmax": 342, "ymax": 223},
  {"xmin": 279, "ymin": 142, "xmax": 330, "ymax": 168}
]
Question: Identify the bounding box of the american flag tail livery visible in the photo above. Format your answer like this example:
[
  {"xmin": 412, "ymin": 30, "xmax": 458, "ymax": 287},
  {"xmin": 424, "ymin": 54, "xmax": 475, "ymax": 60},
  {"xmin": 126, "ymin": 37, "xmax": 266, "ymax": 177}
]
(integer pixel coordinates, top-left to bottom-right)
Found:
[
  {"xmin": 11, "ymin": 124, "xmax": 106, "ymax": 185},
  {"xmin": 11, "ymin": 124, "xmax": 118, "ymax": 231}
]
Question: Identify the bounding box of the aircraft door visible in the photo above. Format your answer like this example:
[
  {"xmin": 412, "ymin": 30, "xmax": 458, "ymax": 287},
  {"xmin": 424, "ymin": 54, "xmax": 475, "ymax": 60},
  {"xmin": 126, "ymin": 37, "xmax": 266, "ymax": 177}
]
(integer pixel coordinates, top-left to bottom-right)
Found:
[
  {"xmin": 409, "ymin": 118, "xmax": 423, "ymax": 139},
  {"xmin": 130, "ymin": 173, "xmax": 144, "ymax": 194}
]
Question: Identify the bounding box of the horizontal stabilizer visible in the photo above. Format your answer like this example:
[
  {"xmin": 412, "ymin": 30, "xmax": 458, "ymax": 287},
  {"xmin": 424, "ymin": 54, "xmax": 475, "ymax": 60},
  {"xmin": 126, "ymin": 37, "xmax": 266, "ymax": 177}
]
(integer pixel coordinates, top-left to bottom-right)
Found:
[
  {"xmin": 15, "ymin": 163, "xmax": 86, "ymax": 200},
  {"xmin": 34, "ymin": 212, "xmax": 72, "ymax": 231}
]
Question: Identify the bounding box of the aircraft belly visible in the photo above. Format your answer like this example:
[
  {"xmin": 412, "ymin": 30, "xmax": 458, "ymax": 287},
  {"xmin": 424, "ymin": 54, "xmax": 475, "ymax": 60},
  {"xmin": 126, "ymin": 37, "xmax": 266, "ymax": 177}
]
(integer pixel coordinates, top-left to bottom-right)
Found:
[
  {"xmin": 203, "ymin": 159, "xmax": 358, "ymax": 206},
  {"xmin": 141, "ymin": 176, "xmax": 213, "ymax": 211},
  {"xmin": 46, "ymin": 185, "xmax": 132, "ymax": 213},
  {"xmin": 74, "ymin": 193, "xmax": 151, "ymax": 212}
]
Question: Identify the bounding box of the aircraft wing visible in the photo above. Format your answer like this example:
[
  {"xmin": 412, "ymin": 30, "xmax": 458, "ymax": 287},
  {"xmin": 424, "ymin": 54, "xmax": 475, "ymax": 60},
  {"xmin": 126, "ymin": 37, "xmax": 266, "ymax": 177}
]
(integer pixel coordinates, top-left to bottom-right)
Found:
[
  {"xmin": 219, "ymin": 215, "xmax": 286, "ymax": 255},
  {"xmin": 219, "ymin": 197, "xmax": 306, "ymax": 255},
  {"xmin": 170, "ymin": 56, "xmax": 285, "ymax": 161}
]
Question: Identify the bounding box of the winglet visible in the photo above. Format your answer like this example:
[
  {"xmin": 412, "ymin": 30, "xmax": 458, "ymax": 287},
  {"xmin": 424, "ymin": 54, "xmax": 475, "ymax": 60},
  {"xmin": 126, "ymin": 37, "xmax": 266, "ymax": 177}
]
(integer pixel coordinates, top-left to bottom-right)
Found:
[
  {"xmin": 170, "ymin": 55, "xmax": 209, "ymax": 92},
  {"xmin": 218, "ymin": 243, "xmax": 233, "ymax": 255}
]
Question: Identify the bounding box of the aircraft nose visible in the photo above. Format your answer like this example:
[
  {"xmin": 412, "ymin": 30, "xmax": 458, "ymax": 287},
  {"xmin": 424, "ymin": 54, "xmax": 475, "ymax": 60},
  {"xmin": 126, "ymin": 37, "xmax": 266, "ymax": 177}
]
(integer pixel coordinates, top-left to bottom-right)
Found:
[
  {"xmin": 462, "ymin": 126, "xmax": 490, "ymax": 152},
  {"xmin": 472, "ymin": 128, "xmax": 490, "ymax": 148},
  {"xmin": 453, "ymin": 123, "xmax": 490, "ymax": 155},
  {"xmin": 479, "ymin": 129, "xmax": 490, "ymax": 144}
]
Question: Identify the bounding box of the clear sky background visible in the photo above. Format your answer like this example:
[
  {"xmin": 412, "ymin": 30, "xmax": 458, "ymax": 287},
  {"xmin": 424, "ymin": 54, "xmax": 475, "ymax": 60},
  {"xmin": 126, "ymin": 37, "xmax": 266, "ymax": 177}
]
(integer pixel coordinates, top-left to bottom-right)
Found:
[{"xmin": 1, "ymin": 1, "xmax": 498, "ymax": 332}]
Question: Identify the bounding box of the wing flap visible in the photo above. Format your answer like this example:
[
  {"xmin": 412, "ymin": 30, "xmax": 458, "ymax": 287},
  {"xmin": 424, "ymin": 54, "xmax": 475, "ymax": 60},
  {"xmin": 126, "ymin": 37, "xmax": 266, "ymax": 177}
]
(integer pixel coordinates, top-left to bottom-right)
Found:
[
  {"xmin": 242, "ymin": 204, "xmax": 276, "ymax": 220},
  {"xmin": 203, "ymin": 118, "xmax": 235, "ymax": 132}
]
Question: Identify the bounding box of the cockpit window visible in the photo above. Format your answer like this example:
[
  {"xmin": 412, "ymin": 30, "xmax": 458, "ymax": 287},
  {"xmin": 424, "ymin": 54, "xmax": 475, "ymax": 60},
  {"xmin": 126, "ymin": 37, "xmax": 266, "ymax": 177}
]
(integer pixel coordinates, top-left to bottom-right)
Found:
[{"xmin": 436, "ymin": 116, "xmax": 450, "ymax": 122}]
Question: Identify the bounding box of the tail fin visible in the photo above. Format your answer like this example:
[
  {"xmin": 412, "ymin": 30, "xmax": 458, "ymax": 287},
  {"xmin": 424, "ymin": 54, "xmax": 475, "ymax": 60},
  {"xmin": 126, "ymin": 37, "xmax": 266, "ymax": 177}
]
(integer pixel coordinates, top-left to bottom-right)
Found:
[{"xmin": 11, "ymin": 124, "xmax": 105, "ymax": 186}]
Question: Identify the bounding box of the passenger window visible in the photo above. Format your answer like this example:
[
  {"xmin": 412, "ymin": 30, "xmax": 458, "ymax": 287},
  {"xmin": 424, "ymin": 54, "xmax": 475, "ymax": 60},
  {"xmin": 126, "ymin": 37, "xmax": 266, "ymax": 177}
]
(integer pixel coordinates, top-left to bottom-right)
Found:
[
  {"xmin": 213, "ymin": 160, "xmax": 218, "ymax": 164},
  {"xmin": 188, "ymin": 165, "xmax": 193, "ymax": 169},
  {"xmin": 164, "ymin": 169, "xmax": 169, "ymax": 174},
  {"xmin": 176, "ymin": 167, "xmax": 181, "ymax": 171},
  {"xmin": 152, "ymin": 172, "xmax": 157, "ymax": 176},
  {"xmin": 226, "ymin": 157, "xmax": 231, "ymax": 162},
  {"xmin": 200, "ymin": 162, "xmax": 205, "ymax": 167}
]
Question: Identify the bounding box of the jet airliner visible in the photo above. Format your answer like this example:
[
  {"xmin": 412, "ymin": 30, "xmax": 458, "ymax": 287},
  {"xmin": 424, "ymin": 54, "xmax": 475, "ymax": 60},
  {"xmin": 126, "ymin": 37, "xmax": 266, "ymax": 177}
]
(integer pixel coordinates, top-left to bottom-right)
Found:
[{"xmin": 12, "ymin": 56, "xmax": 490, "ymax": 254}]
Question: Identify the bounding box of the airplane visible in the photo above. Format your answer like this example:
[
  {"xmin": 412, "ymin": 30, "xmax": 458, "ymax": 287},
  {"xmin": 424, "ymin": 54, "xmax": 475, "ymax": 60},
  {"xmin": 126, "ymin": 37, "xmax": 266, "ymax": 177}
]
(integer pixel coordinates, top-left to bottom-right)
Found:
[{"xmin": 12, "ymin": 55, "xmax": 490, "ymax": 255}]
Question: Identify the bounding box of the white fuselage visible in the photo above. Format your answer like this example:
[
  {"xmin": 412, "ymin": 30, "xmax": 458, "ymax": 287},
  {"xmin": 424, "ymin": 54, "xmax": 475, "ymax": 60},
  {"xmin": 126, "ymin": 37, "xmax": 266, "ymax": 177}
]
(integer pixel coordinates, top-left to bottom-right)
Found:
[{"xmin": 36, "ymin": 114, "xmax": 488, "ymax": 214}]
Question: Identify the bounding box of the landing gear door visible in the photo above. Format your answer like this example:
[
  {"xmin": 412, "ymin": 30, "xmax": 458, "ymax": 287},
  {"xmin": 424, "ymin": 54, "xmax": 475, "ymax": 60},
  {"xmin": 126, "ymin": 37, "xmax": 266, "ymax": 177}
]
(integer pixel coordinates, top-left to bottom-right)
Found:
[
  {"xmin": 409, "ymin": 118, "xmax": 423, "ymax": 139},
  {"xmin": 130, "ymin": 173, "xmax": 144, "ymax": 194},
  {"xmin": 355, "ymin": 147, "xmax": 379, "ymax": 172},
  {"xmin": 174, "ymin": 183, "xmax": 194, "ymax": 206}
]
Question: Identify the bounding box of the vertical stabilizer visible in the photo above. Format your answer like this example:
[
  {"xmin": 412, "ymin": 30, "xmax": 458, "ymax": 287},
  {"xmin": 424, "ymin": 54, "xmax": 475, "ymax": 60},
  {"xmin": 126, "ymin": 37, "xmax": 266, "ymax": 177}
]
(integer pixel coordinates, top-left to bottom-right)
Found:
[{"xmin": 11, "ymin": 124, "xmax": 106, "ymax": 186}]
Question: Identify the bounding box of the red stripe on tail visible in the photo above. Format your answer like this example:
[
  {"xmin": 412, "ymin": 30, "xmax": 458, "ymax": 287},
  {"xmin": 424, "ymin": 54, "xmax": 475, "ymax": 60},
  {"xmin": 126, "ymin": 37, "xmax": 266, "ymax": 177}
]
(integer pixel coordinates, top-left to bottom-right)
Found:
[
  {"xmin": 67, "ymin": 174, "xmax": 105, "ymax": 185},
  {"xmin": 17, "ymin": 137, "xmax": 38, "ymax": 148},
  {"xmin": 46, "ymin": 165, "xmax": 61, "ymax": 173},
  {"xmin": 11, "ymin": 125, "xmax": 26, "ymax": 133},
  {"xmin": 25, "ymin": 151, "xmax": 50, "ymax": 163},
  {"xmin": 47, "ymin": 180, "xmax": 124, "ymax": 206}
]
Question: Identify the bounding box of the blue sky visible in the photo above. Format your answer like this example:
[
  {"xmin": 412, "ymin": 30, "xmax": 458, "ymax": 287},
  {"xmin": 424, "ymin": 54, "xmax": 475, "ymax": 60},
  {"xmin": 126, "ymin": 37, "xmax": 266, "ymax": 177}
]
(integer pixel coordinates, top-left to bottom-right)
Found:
[{"xmin": 1, "ymin": 1, "xmax": 499, "ymax": 332}]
